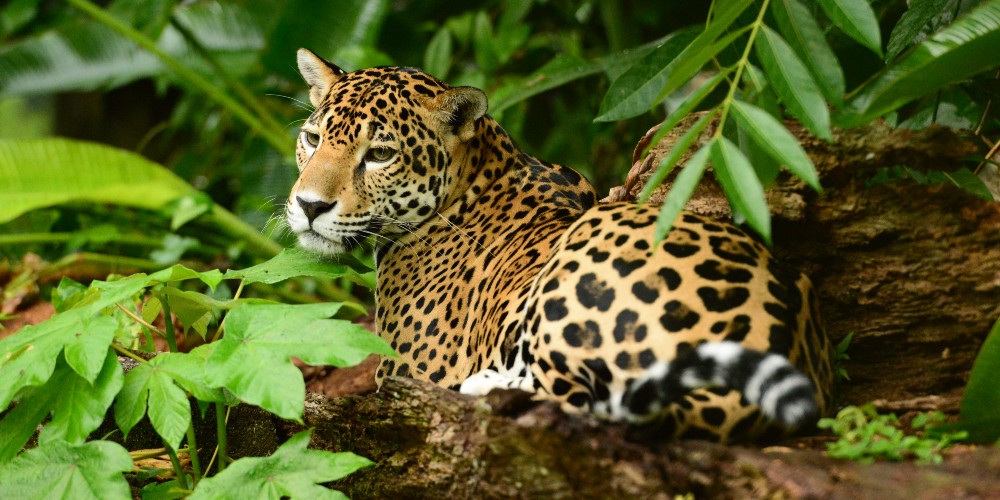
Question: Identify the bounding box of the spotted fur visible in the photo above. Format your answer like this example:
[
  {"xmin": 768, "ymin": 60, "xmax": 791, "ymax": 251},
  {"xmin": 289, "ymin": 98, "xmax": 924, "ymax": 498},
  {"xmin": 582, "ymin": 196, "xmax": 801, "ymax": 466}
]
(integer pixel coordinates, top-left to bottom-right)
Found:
[{"xmin": 286, "ymin": 48, "xmax": 834, "ymax": 442}]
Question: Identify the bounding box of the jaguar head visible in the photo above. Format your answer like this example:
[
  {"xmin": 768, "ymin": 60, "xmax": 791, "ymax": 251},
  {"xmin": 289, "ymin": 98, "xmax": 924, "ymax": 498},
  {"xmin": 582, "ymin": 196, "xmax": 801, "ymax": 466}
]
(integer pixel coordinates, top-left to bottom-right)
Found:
[{"xmin": 287, "ymin": 48, "xmax": 488, "ymax": 255}]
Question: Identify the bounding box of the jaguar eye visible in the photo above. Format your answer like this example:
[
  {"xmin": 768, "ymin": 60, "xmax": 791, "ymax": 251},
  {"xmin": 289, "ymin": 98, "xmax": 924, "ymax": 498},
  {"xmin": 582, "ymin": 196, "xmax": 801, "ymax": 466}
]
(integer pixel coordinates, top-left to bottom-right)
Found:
[
  {"xmin": 365, "ymin": 146, "xmax": 395, "ymax": 163},
  {"xmin": 303, "ymin": 131, "xmax": 320, "ymax": 147}
]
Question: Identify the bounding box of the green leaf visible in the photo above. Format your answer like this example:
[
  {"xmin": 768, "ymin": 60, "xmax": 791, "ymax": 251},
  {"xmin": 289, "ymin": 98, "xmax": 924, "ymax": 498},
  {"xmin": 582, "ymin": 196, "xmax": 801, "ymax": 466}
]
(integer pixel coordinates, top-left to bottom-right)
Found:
[
  {"xmin": 472, "ymin": 11, "xmax": 498, "ymax": 72},
  {"xmin": 729, "ymin": 100, "xmax": 821, "ymax": 190},
  {"xmin": 639, "ymin": 110, "xmax": 718, "ymax": 203},
  {"xmin": 0, "ymin": 439, "xmax": 132, "ymax": 499},
  {"xmin": 204, "ymin": 303, "xmax": 393, "ymax": 420},
  {"xmin": 771, "ymin": 0, "xmax": 846, "ymax": 104},
  {"xmin": 51, "ymin": 277, "xmax": 90, "ymax": 313},
  {"xmin": 817, "ymin": 0, "xmax": 883, "ymax": 56},
  {"xmin": 491, "ymin": 55, "xmax": 603, "ymax": 116},
  {"xmin": 224, "ymin": 247, "xmax": 373, "ymax": 287},
  {"xmin": 956, "ymin": 317, "xmax": 1000, "ymax": 442},
  {"xmin": 886, "ymin": 0, "xmax": 953, "ymax": 61},
  {"xmin": 710, "ymin": 137, "xmax": 772, "ymax": 243},
  {"xmin": 147, "ymin": 264, "xmax": 224, "ymax": 290},
  {"xmin": 0, "ymin": 138, "xmax": 195, "ymax": 225},
  {"xmin": 189, "ymin": 430, "xmax": 371, "ymax": 500},
  {"xmin": 943, "ymin": 168, "xmax": 994, "ymax": 200},
  {"xmin": 654, "ymin": 144, "xmax": 712, "ymax": 245},
  {"xmin": 114, "ymin": 354, "xmax": 192, "ymax": 450},
  {"xmin": 755, "ymin": 25, "xmax": 832, "ymax": 140},
  {"xmin": 837, "ymin": 1, "xmax": 1000, "ymax": 127},
  {"xmin": 154, "ymin": 346, "xmax": 226, "ymax": 403},
  {"xmin": 423, "ymin": 26, "xmax": 452, "ymax": 79},
  {"xmin": 63, "ymin": 314, "xmax": 117, "ymax": 383},
  {"xmin": 165, "ymin": 192, "xmax": 213, "ymax": 231},
  {"xmin": 160, "ymin": 287, "xmax": 236, "ymax": 337},
  {"xmin": 636, "ymin": 68, "xmax": 733, "ymax": 169},
  {"xmin": 0, "ymin": 307, "xmax": 91, "ymax": 409},
  {"xmin": 40, "ymin": 350, "xmax": 124, "ymax": 445},
  {"xmin": 595, "ymin": 27, "xmax": 700, "ymax": 121},
  {"xmin": 0, "ymin": 384, "xmax": 54, "ymax": 463},
  {"xmin": 598, "ymin": 0, "xmax": 755, "ymax": 123}
]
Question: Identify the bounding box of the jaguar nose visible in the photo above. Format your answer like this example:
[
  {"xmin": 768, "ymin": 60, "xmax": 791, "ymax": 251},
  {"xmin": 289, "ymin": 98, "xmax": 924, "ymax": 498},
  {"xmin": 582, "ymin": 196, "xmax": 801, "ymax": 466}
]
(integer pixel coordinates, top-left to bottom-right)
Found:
[{"xmin": 296, "ymin": 197, "xmax": 335, "ymax": 224}]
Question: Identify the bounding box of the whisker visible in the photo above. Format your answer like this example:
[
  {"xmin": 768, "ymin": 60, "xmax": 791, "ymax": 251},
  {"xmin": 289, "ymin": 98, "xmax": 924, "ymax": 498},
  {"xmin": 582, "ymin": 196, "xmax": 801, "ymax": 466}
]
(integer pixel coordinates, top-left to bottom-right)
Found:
[
  {"xmin": 435, "ymin": 212, "xmax": 495, "ymax": 258},
  {"xmin": 264, "ymin": 93, "xmax": 315, "ymax": 112}
]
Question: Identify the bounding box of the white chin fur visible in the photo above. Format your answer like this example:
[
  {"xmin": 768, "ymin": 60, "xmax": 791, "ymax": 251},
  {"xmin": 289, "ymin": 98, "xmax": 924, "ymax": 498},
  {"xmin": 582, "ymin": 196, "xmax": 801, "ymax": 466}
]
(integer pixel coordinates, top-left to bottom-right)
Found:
[{"xmin": 296, "ymin": 231, "xmax": 348, "ymax": 255}]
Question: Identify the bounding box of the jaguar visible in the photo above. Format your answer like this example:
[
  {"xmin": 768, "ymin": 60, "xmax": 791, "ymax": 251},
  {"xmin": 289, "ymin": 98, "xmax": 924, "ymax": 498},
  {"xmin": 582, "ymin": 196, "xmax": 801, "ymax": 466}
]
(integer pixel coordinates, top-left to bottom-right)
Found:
[{"xmin": 286, "ymin": 48, "xmax": 834, "ymax": 442}]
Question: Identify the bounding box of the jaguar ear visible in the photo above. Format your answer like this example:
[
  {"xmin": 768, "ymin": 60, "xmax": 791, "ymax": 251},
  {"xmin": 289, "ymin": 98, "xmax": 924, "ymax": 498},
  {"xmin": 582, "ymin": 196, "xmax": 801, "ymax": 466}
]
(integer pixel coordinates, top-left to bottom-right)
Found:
[
  {"xmin": 432, "ymin": 86, "xmax": 488, "ymax": 141},
  {"xmin": 297, "ymin": 48, "xmax": 345, "ymax": 107}
]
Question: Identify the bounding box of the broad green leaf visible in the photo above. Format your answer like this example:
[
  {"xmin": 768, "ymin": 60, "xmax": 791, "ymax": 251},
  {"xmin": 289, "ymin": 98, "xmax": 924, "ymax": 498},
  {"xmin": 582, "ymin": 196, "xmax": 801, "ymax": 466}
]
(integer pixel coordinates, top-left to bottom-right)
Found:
[
  {"xmin": 63, "ymin": 315, "xmax": 117, "ymax": 383},
  {"xmin": 0, "ymin": 307, "xmax": 91, "ymax": 409},
  {"xmin": 0, "ymin": 138, "xmax": 194, "ymax": 225},
  {"xmin": 155, "ymin": 347, "xmax": 227, "ymax": 403},
  {"xmin": 224, "ymin": 247, "xmax": 373, "ymax": 288},
  {"xmin": 146, "ymin": 366, "xmax": 191, "ymax": 451},
  {"xmin": 886, "ymin": 0, "xmax": 953, "ymax": 61},
  {"xmin": 639, "ymin": 111, "xmax": 718, "ymax": 203},
  {"xmin": 837, "ymin": 1, "xmax": 1000, "ymax": 127},
  {"xmin": 755, "ymin": 25, "xmax": 832, "ymax": 140},
  {"xmin": 729, "ymin": 100, "xmax": 821, "ymax": 190},
  {"xmin": 205, "ymin": 302, "xmax": 393, "ymax": 420},
  {"xmin": 595, "ymin": 27, "xmax": 700, "ymax": 121},
  {"xmin": 711, "ymin": 137, "xmax": 772, "ymax": 243},
  {"xmin": 189, "ymin": 430, "xmax": 371, "ymax": 500},
  {"xmin": 115, "ymin": 363, "xmax": 152, "ymax": 437},
  {"xmin": 141, "ymin": 479, "xmax": 189, "ymax": 500},
  {"xmin": 957, "ymin": 317, "xmax": 1000, "ymax": 442},
  {"xmin": 160, "ymin": 287, "xmax": 233, "ymax": 337},
  {"xmin": 114, "ymin": 354, "xmax": 191, "ymax": 450},
  {"xmin": 771, "ymin": 0, "xmax": 846, "ymax": 104},
  {"xmin": 654, "ymin": 144, "xmax": 712, "ymax": 245},
  {"xmin": 817, "ymin": 0, "xmax": 883, "ymax": 56},
  {"xmin": 0, "ymin": 384, "xmax": 54, "ymax": 463},
  {"xmin": 51, "ymin": 277, "xmax": 89, "ymax": 313},
  {"xmin": 40, "ymin": 350, "xmax": 124, "ymax": 445},
  {"xmin": 0, "ymin": 440, "xmax": 132, "ymax": 500},
  {"xmin": 147, "ymin": 264, "xmax": 224, "ymax": 290},
  {"xmin": 423, "ymin": 26, "xmax": 452, "ymax": 78},
  {"xmin": 491, "ymin": 55, "xmax": 603, "ymax": 116},
  {"xmin": 165, "ymin": 192, "xmax": 213, "ymax": 231}
]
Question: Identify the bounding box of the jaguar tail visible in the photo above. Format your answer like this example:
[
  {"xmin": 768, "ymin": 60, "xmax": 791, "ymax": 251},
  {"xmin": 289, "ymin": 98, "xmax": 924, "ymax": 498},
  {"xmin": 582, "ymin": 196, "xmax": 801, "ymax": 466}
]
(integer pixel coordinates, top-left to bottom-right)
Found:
[{"xmin": 619, "ymin": 341, "xmax": 819, "ymax": 430}]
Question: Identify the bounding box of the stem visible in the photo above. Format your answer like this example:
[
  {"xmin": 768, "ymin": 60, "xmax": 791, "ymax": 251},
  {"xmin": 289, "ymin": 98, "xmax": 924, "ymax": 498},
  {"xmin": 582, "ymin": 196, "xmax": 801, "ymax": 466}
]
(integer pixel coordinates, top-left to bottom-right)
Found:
[
  {"xmin": 0, "ymin": 232, "xmax": 162, "ymax": 246},
  {"xmin": 206, "ymin": 204, "xmax": 283, "ymax": 260},
  {"xmin": 168, "ymin": 16, "xmax": 289, "ymax": 141},
  {"xmin": 210, "ymin": 280, "xmax": 244, "ymax": 342},
  {"xmin": 116, "ymin": 303, "xmax": 167, "ymax": 337},
  {"xmin": 165, "ymin": 443, "xmax": 190, "ymax": 490},
  {"xmin": 713, "ymin": 0, "xmax": 770, "ymax": 138},
  {"xmin": 111, "ymin": 343, "xmax": 148, "ymax": 364},
  {"xmin": 215, "ymin": 403, "xmax": 229, "ymax": 472},
  {"xmin": 185, "ymin": 424, "xmax": 202, "ymax": 483},
  {"xmin": 67, "ymin": 0, "xmax": 292, "ymax": 156},
  {"xmin": 43, "ymin": 252, "xmax": 162, "ymax": 277},
  {"xmin": 160, "ymin": 292, "xmax": 180, "ymax": 353}
]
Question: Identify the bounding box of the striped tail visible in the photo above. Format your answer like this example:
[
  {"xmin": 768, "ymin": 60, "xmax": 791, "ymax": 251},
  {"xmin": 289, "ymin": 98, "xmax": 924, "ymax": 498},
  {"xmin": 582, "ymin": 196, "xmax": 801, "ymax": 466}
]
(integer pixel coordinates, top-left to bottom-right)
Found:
[{"xmin": 619, "ymin": 341, "xmax": 819, "ymax": 430}]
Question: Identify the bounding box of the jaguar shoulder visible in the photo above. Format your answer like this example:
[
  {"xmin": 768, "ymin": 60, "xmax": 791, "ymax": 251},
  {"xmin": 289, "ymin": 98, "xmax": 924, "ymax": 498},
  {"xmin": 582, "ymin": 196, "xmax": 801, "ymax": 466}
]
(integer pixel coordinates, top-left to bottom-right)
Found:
[{"xmin": 285, "ymin": 48, "xmax": 834, "ymax": 442}]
